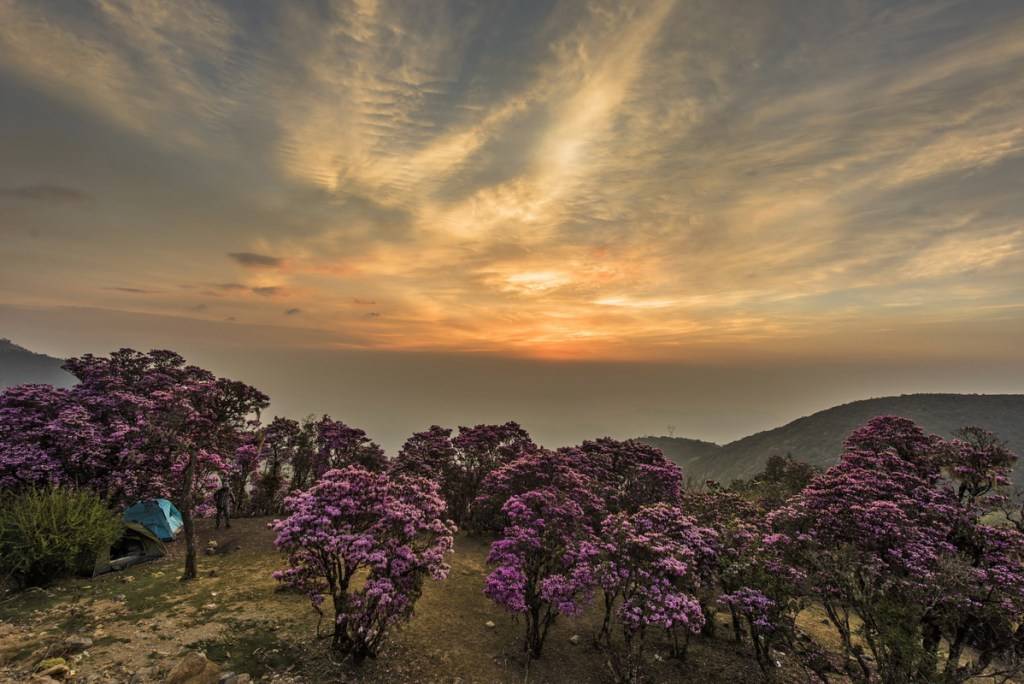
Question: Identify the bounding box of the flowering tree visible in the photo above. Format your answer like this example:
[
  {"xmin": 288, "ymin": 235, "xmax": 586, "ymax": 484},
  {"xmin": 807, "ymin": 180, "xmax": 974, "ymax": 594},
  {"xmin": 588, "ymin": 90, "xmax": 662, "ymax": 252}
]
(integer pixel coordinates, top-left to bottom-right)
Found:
[
  {"xmin": 940, "ymin": 426, "xmax": 1016, "ymax": 507},
  {"xmin": 930, "ymin": 427, "xmax": 1024, "ymax": 682},
  {"xmin": 272, "ymin": 466, "xmax": 455, "ymax": 662},
  {"xmin": 591, "ymin": 504, "xmax": 718, "ymax": 682},
  {"xmin": 842, "ymin": 415, "xmax": 938, "ymax": 461},
  {"xmin": 390, "ymin": 425, "xmax": 457, "ymax": 482},
  {"xmin": 474, "ymin": 447, "xmax": 605, "ymax": 532},
  {"xmin": 63, "ymin": 349, "xmax": 269, "ymax": 580},
  {"xmin": 0, "ymin": 384, "xmax": 78, "ymax": 490},
  {"xmin": 767, "ymin": 417, "xmax": 1024, "ymax": 683},
  {"xmin": 390, "ymin": 421, "xmax": 537, "ymax": 527},
  {"xmin": 575, "ymin": 438, "xmax": 682, "ymax": 513},
  {"xmin": 484, "ymin": 487, "xmax": 598, "ymax": 658},
  {"xmin": 769, "ymin": 445, "xmax": 957, "ymax": 682},
  {"xmin": 311, "ymin": 416, "xmax": 387, "ymax": 478},
  {"xmin": 249, "ymin": 417, "xmax": 301, "ymax": 514},
  {"xmin": 450, "ymin": 421, "xmax": 537, "ymax": 526}
]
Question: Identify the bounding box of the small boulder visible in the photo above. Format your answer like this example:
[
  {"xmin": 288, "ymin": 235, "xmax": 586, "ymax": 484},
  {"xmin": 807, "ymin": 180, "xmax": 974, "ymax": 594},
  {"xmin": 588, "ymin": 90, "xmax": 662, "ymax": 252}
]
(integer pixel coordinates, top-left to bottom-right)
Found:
[
  {"xmin": 218, "ymin": 673, "xmax": 252, "ymax": 684},
  {"xmin": 568, "ymin": 634, "xmax": 581, "ymax": 646},
  {"xmin": 484, "ymin": 620, "xmax": 496, "ymax": 629},
  {"xmin": 165, "ymin": 651, "xmax": 221, "ymax": 684},
  {"xmin": 63, "ymin": 635, "xmax": 93, "ymax": 653}
]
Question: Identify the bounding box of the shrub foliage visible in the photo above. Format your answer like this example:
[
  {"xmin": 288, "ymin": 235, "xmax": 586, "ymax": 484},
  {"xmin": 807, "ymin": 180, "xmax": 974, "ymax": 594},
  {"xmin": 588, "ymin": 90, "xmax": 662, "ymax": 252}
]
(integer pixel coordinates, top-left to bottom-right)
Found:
[{"xmin": 0, "ymin": 487, "xmax": 123, "ymax": 588}]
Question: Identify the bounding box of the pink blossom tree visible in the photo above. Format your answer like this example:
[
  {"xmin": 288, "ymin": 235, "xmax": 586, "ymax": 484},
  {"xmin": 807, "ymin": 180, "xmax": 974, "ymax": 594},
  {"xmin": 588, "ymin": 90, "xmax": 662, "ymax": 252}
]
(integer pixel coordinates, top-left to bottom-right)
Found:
[
  {"xmin": 769, "ymin": 417, "xmax": 1024, "ymax": 682},
  {"xmin": 311, "ymin": 415, "xmax": 387, "ymax": 477},
  {"xmin": 390, "ymin": 421, "xmax": 537, "ymax": 527},
  {"xmin": 484, "ymin": 486, "xmax": 598, "ymax": 658},
  {"xmin": 63, "ymin": 349, "xmax": 269, "ymax": 580},
  {"xmin": 575, "ymin": 438, "xmax": 683, "ymax": 513},
  {"xmin": 272, "ymin": 466, "xmax": 455, "ymax": 662},
  {"xmin": 591, "ymin": 504, "xmax": 718, "ymax": 682},
  {"xmin": 474, "ymin": 447, "xmax": 606, "ymax": 532}
]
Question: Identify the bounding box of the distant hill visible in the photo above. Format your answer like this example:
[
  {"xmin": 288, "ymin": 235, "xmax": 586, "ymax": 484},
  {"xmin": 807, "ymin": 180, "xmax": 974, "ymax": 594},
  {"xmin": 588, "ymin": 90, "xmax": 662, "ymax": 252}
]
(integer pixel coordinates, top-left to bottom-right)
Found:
[
  {"xmin": 641, "ymin": 394, "xmax": 1024, "ymax": 486},
  {"xmin": 0, "ymin": 338, "xmax": 75, "ymax": 389}
]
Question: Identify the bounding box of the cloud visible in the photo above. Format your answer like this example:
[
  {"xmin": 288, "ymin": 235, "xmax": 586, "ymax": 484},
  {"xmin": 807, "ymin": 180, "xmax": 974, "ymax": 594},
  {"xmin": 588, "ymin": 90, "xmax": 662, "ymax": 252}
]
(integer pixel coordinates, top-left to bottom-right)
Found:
[
  {"xmin": 104, "ymin": 287, "xmax": 158, "ymax": 294},
  {"xmin": 0, "ymin": 184, "xmax": 91, "ymax": 204},
  {"xmin": 284, "ymin": 308, "xmax": 301, "ymax": 315},
  {"xmin": 228, "ymin": 252, "xmax": 283, "ymax": 268},
  {"xmin": 2, "ymin": 1, "xmax": 1024, "ymax": 361}
]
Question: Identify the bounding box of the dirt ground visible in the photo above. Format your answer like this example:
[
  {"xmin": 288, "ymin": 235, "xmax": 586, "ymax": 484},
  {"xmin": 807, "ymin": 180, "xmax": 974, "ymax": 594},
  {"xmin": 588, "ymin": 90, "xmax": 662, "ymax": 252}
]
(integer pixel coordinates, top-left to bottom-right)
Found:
[{"xmin": 0, "ymin": 516, "xmax": 834, "ymax": 683}]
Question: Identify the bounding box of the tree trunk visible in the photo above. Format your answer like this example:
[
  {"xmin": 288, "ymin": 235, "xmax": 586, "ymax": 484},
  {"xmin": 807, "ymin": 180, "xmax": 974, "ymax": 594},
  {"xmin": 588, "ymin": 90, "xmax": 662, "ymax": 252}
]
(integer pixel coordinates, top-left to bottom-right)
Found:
[{"xmin": 180, "ymin": 452, "xmax": 198, "ymax": 581}]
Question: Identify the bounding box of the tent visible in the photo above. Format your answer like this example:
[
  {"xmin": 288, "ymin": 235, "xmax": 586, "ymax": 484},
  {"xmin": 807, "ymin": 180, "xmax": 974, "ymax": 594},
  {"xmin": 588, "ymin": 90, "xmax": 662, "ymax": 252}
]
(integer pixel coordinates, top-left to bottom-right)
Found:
[
  {"xmin": 79, "ymin": 522, "xmax": 166, "ymax": 577},
  {"xmin": 123, "ymin": 499, "xmax": 183, "ymax": 541}
]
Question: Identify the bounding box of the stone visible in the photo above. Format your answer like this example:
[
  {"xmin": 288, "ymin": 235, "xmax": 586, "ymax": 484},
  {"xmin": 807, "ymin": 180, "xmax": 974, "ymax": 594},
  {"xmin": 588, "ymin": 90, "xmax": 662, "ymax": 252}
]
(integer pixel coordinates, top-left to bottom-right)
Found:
[
  {"xmin": 165, "ymin": 651, "xmax": 221, "ymax": 684},
  {"xmin": 64, "ymin": 635, "xmax": 93, "ymax": 653},
  {"xmin": 39, "ymin": 662, "xmax": 72, "ymax": 679},
  {"xmin": 218, "ymin": 673, "xmax": 252, "ymax": 684},
  {"xmin": 568, "ymin": 634, "xmax": 581, "ymax": 646},
  {"xmin": 484, "ymin": 620, "xmax": 496, "ymax": 629}
]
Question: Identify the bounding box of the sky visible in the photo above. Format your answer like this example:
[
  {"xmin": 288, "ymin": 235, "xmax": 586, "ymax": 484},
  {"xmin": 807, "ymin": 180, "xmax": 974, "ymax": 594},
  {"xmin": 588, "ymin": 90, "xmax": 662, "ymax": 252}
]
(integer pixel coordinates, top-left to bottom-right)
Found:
[{"xmin": 2, "ymin": 0, "xmax": 1023, "ymax": 452}]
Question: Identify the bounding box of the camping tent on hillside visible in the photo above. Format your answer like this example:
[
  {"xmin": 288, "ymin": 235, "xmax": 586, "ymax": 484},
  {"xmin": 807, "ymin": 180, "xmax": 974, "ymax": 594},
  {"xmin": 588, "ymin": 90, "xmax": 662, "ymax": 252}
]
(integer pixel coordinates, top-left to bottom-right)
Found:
[
  {"xmin": 123, "ymin": 499, "xmax": 183, "ymax": 541},
  {"xmin": 79, "ymin": 522, "xmax": 166, "ymax": 577}
]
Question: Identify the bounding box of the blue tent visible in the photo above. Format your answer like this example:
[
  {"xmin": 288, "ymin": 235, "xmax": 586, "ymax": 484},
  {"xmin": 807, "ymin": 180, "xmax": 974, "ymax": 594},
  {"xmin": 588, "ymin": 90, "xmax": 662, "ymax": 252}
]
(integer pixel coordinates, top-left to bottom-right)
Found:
[{"xmin": 123, "ymin": 499, "xmax": 183, "ymax": 541}]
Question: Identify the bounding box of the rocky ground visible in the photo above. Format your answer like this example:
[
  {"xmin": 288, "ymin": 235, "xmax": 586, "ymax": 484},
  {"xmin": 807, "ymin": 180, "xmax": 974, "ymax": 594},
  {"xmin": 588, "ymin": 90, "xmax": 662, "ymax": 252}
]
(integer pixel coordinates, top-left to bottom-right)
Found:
[{"xmin": 2, "ymin": 517, "xmax": 825, "ymax": 683}]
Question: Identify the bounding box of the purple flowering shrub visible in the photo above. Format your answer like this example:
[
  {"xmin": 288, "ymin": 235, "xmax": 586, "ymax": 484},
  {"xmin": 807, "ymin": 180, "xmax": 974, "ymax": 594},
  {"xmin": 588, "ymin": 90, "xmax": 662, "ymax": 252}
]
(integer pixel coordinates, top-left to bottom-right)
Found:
[
  {"xmin": 575, "ymin": 438, "xmax": 683, "ymax": 513},
  {"xmin": 484, "ymin": 487, "xmax": 598, "ymax": 658},
  {"xmin": 389, "ymin": 421, "xmax": 537, "ymax": 527},
  {"xmin": 474, "ymin": 447, "xmax": 606, "ymax": 532},
  {"xmin": 312, "ymin": 415, "xmax": 388, "ymax": 477},
  {"xmin": 450, "ymin": 421, "xmax": 537, "ymax": 527},
  {"xmin": 769, "ymin": 417, "xmax": 1024, "ymax": 683},
  {"xmin": 591, "ymin": 504, "xmax": 717, "ymax": 682},
  {"xmin": 272, "ymin": 466, "xmax": 455, "ymax": 662}
]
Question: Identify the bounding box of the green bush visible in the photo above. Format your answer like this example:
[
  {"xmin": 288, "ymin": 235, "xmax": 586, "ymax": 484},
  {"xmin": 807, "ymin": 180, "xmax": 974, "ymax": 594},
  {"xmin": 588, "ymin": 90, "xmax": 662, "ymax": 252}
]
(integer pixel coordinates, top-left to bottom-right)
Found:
[{"xmin": 0, "ymin": 487, "xmax": 123, "ymax": 588}]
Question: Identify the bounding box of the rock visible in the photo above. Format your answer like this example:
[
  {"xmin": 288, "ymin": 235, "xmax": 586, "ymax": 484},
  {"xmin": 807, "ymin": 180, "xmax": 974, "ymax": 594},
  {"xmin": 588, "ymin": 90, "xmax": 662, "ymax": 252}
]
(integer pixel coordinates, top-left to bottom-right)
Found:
[
  {"xmin": 202, "ymin": 603, "xmax": 218, "ymax": 610},
  {"xmin": 64, "ymin": 635, "xmax": 93, "ymax": 653},
  {"xmin": 568, "ymin": 634, "xmax": 581, "ymax": 646},
  {"xmin": 165, "ymin": 651, "xmax": 221, "ymax": 684},
  {"xmin": 207, "ymin": 540, "xmax": 218, "ymax": 549},
  {"xmin": 218, "ymin": 673, "xmax": 252, "ymax": 684},
  {"xmin": 39, "ymin": 662, "xmax": 72, "ymax": 680},
  {"xmin": 484, "ymin": 620, "xmax": 496, "ymax": 629}
]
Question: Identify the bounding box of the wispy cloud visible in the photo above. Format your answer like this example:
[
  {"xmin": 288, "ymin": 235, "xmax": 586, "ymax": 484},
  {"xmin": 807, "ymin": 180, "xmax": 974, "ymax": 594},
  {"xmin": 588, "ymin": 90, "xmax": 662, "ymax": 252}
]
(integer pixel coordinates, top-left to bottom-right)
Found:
[
  {"xmin": 228, "ymin": 252, "xmax": 283, "ymax": 268},
  {"xmin": 0, "ymin": 184, "xmax": 91, "ymax": 204}
]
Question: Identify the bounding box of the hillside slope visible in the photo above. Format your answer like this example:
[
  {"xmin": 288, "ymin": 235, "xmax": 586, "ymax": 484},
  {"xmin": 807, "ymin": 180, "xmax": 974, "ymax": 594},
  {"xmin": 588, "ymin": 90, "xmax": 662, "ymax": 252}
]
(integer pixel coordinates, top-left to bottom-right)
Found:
[
  {"xmin": 0, "ymin": 338, "xmax": 74, "ymax": 389},
  {"xmin": 663, "ymin": 394, "xmax": 1024, "ymax": 486}
]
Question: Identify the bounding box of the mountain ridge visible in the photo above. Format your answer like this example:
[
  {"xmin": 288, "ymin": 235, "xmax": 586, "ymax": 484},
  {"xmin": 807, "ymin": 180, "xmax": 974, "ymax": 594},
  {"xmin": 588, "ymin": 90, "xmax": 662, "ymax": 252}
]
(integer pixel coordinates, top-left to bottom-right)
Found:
[
  {"xmin": 641, "ymin": 393, "xmax": 1024, "ymax": 486},
  {"xmin": 0, "ymin": 338, "xmax": 75, "ymax": 389}
]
